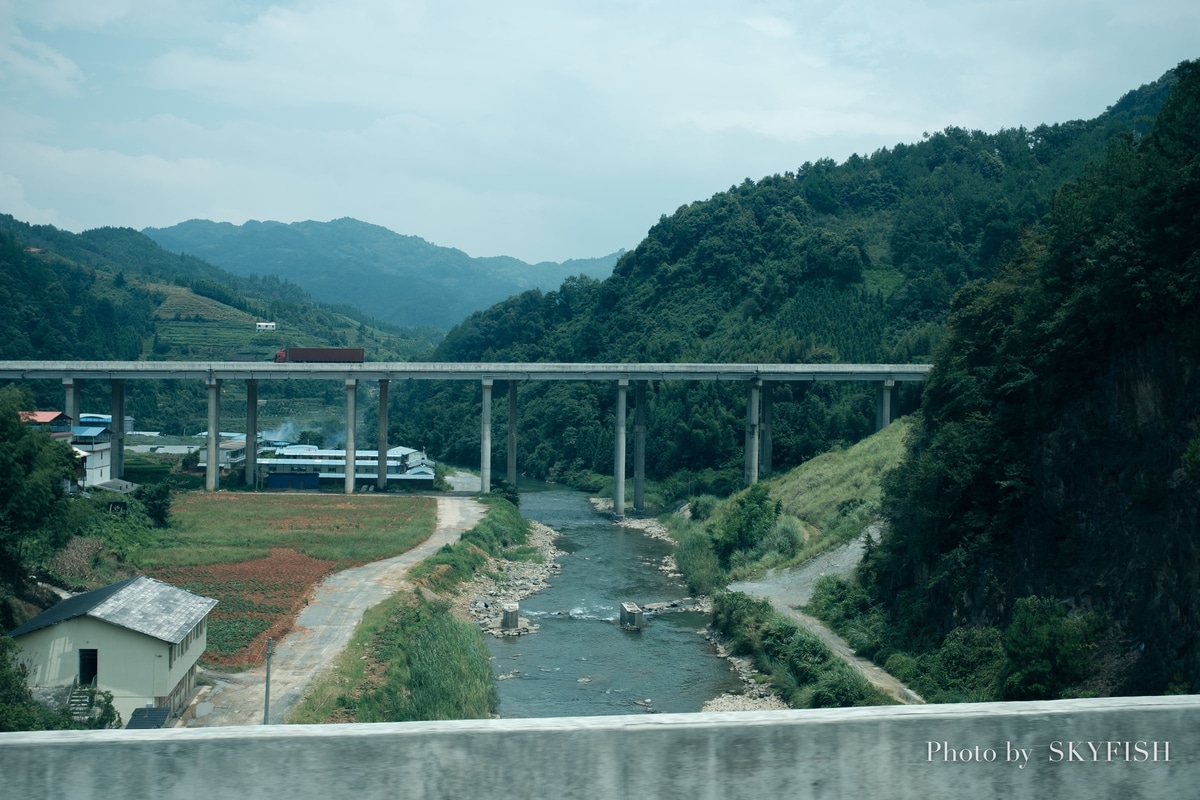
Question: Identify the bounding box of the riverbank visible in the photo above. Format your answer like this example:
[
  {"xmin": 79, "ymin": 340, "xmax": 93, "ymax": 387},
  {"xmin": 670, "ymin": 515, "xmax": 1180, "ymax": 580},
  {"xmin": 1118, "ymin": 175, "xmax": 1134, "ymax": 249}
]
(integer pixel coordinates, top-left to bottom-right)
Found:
[{"xmin": 448, "ymin": 520, "xmax": 564, "ymax": 634}]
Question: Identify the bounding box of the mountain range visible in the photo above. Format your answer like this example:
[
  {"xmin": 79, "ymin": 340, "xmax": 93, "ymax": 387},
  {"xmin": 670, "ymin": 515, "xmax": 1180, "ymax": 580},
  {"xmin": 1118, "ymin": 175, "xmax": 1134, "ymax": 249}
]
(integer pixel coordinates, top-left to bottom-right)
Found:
[{"xmin": 142, "ymin": 217, "xmax": 621, "ymax": 329}]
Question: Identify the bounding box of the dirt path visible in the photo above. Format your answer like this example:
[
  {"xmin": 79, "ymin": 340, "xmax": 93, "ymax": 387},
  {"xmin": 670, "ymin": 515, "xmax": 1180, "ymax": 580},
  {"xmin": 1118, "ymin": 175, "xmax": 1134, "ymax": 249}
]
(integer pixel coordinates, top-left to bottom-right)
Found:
[
  {"xmin": 728, "ymin": 530, "xmax": 924, "ymax": 705},
  {"xmin": 187, "ymin": 494, "xmax": 486, "ymax": 727}
]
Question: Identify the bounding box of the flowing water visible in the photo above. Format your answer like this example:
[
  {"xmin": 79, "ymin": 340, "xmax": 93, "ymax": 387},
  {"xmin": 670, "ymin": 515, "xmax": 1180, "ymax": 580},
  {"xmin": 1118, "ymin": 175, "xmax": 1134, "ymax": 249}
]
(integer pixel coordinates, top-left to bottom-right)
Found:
[{"xmin": 486, "ymin": 486, "xmax": 742, "ymax": 718}]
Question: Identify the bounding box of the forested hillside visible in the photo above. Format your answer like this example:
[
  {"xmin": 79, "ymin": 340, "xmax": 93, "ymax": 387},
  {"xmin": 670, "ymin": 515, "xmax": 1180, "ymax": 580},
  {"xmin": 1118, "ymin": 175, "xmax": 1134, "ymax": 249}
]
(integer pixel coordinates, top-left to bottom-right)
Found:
[
  {"xmin": 143, "ymin": 217, "xmax": 621, "ymax": 329},
  {"xmin": 815, "ymin": 60, "xmax": 1200, "ymax": 698},
  {"xmin": 0, "ymin": 217, "xmax": 437, "ymax": 432},
  {"xmin": 384, "ymin": 70, "xmax": 1176, "ymax": 493}
]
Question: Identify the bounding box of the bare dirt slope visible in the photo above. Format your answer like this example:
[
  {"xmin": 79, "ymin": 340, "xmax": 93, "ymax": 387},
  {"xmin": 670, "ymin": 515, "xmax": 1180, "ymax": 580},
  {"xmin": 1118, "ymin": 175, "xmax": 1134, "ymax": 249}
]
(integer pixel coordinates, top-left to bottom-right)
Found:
[
  {"xmin": 187, "ymin": 495, "xmax": 486, "ymax": 727},
  {"xmin": 728, "ymin": 529, "xmax": 924, "ymax": 705}
]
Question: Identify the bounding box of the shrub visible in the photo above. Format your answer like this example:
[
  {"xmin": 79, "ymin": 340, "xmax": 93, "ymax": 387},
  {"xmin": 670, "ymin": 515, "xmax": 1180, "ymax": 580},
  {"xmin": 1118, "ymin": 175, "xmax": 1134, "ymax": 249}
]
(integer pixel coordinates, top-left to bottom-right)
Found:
[
  {"xmin": 689, "ymin": 495, "xmax": 720, "ymax": 521},
  {"xmin": 1000, "ymin": 596, "xmax": 1100, "ymax": 700},
  {"xmin": 759, "ymin": 515, "xmax": 804, "ymax": 559},
  {"xmin": 665, "ymin": 517, "xmax": 726, "ymax": 595},
  {"xmin": 712, "ymin": 483, "xmax": 781, "ymax": 568}
]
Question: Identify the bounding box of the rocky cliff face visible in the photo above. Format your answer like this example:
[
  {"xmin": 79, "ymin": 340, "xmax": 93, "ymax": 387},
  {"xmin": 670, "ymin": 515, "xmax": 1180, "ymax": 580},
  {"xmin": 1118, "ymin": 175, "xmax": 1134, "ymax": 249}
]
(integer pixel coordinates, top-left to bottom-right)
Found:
[{"xmin": 1022, "ymin": 340, "xmax": 1199, "ymax": 690}]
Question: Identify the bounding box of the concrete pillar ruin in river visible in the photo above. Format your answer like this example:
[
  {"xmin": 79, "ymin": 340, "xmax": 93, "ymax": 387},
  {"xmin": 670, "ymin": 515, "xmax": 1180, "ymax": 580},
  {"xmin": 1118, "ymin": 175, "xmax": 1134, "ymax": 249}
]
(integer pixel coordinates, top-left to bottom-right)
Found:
[
  {"xmin": 245, "ymin": 379, "xmax": 258, "ymax": 489},
  {"xmin": 344, "ymin": 379, "xmax": 357, "ymax": 495},
  {"xmin": 480, "ymin": 378, "xmax": 493, "ymax": 493},
  {"xmin": 613, "ymin": 379, "xmax": 628, "ymax": 519},
  {"xmin": 875, "ymin": 379, "xmax": 894, "ymax": 431},
  {"xmin": 501, "ymin": 603, "xmax": 519, "ymax": 630},
  {"xmin": 507, "ymin": 382, "xmax": 518, "ymax": 487},
  {"xmin": 633, "ymin": 380, "xmax": 646, "ymax": 513},
  {"xmin": 109, "ymin": 379, "xmax": 125, "ymax": 480},
  {"xmin": 377, "ymin": 379, "xmax": 389, "ymax": 491},
  {"xmin": 205, "ymin": 377, "xmax": 220, "ymax": 492},
  {"xmin": 743, "ymin": 379, "xmax": 761, "ymax": 487}
]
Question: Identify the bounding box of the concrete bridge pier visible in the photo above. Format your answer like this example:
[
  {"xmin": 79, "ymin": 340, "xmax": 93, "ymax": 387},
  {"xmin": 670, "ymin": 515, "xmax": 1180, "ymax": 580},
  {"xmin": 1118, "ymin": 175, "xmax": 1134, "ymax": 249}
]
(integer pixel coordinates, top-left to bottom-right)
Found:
[
  {"xmin": 109, "ymin": 379, "xmax": 125, "ymax": 480},
  {"xmin": 507, "ymin": 382, "xmax": 518, "ymax": 487},
  {"xmin": 876, "ymin": 379, "xmax": 894, "ymax": 431},
  {"xmin": 205, "ymin": 377, "xmax": 220, "ymax": 492},
  {"xmin": 480, "ymin": 379, "xmax": 492, "ymax": 493},
  {"xmin": 245, "ymin": 379, "xmax": 258, "ymax": 489},
  {"xmin": 345, "ymin": 379, "xmax": 357, "ymax": 494},
  {"xmin": 613, "ymin": 379, "xmax": 628, "ymax": 518},
  {"xmin": 62, "ymin": 377, "xmax": 81, "ymax": 426},
  {"xmin": 376, "ymin": 379, "xmax": 389, "ymax": 491},
  {"xmin": 760, "ymin": 383, "xmax": 773, "ymax": 478},
  {"xmin": 633, "ymin": 380, "xmax": 646, "ymax": 512},
  {"xmin": 744, "ymin": 379, "xmax": 761, "ymax": 486}
]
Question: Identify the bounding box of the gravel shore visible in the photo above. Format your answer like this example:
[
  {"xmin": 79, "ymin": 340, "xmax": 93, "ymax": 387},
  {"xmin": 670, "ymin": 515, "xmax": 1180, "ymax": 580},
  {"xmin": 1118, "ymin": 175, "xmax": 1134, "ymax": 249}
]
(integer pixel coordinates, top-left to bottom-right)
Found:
[{"xmin": 448, "ymin": 520, "xmax": 564, "ymax": 635}]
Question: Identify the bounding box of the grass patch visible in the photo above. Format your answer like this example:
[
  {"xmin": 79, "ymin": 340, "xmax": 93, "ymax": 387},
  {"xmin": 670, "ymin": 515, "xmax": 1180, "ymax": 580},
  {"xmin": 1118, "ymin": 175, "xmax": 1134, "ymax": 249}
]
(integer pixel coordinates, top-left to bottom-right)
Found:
[
  {"xmin": 287, "ymin": 592, "xmax": 496, "ymax": 723},
  {"xmin": 142, "ymin": 493, "xmax": 437, "ymax": 569},
  {"xmin": 765, "ymin": 415, "xmax": 910, "ymax": 554}
]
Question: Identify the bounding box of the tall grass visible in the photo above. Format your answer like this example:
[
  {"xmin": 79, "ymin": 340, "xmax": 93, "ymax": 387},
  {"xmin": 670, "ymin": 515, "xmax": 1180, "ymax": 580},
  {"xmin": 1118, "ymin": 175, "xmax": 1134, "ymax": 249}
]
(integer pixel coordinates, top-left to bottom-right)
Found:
[
  {"xmin": 288, "ymin": 593, "xmax": 497, "ymax": 724},
  {"xmin": 663, "ymin": 516, "xmax": 725, "ymax": 595},
  {"xmin": 767, "ymin": 416, "xmax": 910, "ymax": 550}
]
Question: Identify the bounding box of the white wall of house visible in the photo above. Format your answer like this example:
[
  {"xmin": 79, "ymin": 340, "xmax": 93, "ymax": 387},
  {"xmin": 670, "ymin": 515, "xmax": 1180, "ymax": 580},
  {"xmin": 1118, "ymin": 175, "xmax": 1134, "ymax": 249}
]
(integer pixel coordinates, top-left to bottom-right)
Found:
[
  {"xmin": 79, "ymin": 444, "xmax": 111, "ymax": 486},
  {"xmin": 16, "ymin": 615, "xmax": 208, "ymax": 721}
]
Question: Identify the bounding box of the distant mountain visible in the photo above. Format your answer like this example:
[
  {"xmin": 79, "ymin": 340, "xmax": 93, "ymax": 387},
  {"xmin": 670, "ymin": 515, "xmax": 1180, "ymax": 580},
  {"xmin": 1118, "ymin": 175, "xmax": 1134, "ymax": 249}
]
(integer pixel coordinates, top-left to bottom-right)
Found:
[{"xmin": 142, "ymin": 218, "xmax": 621, "ymax": 329}]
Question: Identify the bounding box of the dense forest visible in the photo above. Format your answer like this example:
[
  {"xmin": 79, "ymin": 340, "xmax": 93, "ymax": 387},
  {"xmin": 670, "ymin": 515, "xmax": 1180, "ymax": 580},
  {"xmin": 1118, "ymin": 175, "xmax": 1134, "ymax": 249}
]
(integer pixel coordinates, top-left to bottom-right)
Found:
[
  {"xmin": 383, "ymin": 70, "xmax": 1176, "ymax": 495},
  {"xmin": 826, "ymin": 59, "xmax": 1200, "ymax": 697}
]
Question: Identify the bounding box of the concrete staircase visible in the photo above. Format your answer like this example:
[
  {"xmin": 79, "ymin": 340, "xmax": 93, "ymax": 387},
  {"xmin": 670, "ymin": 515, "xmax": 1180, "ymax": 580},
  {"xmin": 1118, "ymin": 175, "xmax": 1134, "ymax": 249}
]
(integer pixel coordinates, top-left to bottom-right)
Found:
[{"xmin": 66, "ymin": 678, "xmax": 95, "ymax": 723}]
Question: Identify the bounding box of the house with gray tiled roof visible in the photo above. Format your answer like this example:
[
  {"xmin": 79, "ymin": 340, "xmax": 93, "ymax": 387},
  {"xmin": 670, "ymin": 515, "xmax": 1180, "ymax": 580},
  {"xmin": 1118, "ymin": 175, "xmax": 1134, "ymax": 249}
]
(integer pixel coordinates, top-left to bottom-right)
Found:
[{"xmin": 8, "ymin": 576, "xmax": 217, "ymax": 725}]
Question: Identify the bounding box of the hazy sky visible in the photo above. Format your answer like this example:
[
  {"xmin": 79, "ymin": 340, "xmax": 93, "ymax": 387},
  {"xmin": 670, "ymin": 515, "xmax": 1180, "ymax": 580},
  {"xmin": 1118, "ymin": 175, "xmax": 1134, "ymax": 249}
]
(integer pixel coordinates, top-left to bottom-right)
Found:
[{"xmin": 1, "ymin": 1, "xmax": 1197, "ymax": 264}]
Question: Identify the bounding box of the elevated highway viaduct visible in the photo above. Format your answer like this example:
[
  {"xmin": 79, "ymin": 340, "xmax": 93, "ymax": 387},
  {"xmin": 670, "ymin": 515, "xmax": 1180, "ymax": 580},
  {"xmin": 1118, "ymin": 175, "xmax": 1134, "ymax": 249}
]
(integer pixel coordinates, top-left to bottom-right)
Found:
[{"xmin": 0, "ymin": 361, "xmax": 929, "ymax": 515}]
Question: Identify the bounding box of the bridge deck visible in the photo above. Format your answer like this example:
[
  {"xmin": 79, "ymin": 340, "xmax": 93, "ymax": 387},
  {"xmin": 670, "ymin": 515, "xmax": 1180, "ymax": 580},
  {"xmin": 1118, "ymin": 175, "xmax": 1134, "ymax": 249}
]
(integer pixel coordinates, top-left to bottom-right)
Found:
[{"xmin": 0, "ymin": 360, "xmax": 931, "ymax": 382}]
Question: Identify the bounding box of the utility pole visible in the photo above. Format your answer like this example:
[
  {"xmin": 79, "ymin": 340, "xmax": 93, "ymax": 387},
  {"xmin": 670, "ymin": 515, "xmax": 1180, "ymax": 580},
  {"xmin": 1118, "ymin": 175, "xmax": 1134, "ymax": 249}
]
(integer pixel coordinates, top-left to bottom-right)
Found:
[{"xmin": 263, "ymin": 638, "xmax": 273, "ymax": 724}]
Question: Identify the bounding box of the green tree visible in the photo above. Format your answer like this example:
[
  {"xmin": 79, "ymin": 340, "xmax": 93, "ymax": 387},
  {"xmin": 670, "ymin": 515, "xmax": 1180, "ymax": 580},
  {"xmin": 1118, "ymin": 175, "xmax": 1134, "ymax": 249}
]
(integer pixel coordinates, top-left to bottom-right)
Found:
[
  {"xmin": 0, "ymin": 636, "xmax": 62, "ymax": 731},
  {"xmin": 0, "ymin": 636, "xmax": 121, "ymax": 731},
  {"xmin": 0, "ymin": 386, "xmax": 77, "ymax": 583},
  {"xmin": 135, "ymin": 483, "xmax": 172, "ymax": 528}
]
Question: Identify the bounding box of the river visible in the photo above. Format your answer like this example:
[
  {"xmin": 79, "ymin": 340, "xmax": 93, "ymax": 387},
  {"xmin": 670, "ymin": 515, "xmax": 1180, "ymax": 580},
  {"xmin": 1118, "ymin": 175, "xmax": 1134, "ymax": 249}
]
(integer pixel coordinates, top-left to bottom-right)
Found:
[{"xmin": 485, "ymin": 486, "xmax": 743, "ymax": 718}]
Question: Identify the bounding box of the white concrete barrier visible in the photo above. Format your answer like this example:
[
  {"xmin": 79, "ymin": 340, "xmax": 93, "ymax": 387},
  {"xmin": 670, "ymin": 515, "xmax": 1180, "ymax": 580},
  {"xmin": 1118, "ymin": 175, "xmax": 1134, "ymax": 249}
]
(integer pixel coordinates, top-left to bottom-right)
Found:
[{"xmin": 1, "ymin": 696, "xmax": 1195, "ymax": 799}]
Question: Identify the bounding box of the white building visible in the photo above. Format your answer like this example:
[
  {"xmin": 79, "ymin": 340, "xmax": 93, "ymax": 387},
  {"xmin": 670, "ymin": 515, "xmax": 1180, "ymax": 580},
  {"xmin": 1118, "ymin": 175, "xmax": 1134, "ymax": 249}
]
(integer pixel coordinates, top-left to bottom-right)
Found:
[
  {"xmin": 71, "ymin": 426, "xmax": 113, "ymax": 487},
  {"xmin": 194, "ymin": 437, "xmax": 249, "ymax": 471},
  {"xmin": 260, "ymin": 444, "xmax": 436, "ymax": 490},
  {"xmin": 9, "ymin": 576, "xmax": 218, "ymax": 724}
]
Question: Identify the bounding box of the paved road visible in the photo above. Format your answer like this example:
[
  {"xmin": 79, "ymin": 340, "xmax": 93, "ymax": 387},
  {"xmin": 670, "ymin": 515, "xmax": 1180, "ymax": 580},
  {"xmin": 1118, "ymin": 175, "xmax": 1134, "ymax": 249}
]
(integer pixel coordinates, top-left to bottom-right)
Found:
[
  {"xmin": 188, "ymin": 494, "xmax": 486, "ymax": 727},
  {"xmin": 729, "ymin": 529, "xmax": 924, "ymax": 705}
]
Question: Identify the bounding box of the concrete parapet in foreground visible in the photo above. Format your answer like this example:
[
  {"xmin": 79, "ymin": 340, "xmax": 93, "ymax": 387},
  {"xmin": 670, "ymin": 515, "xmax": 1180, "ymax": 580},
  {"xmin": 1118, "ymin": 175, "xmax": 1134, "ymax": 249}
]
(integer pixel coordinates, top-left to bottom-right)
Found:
[{"xmin": 0, "ymin": 696, "xmax": 1195, "ymax": 799}]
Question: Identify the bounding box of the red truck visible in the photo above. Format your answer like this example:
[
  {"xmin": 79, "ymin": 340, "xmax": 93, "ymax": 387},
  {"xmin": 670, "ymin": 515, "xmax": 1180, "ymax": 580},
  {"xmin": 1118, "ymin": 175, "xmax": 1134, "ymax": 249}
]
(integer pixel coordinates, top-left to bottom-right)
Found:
[{"xmin": 274, "ymin": 347, "xmax": 365, "ymax": 363}]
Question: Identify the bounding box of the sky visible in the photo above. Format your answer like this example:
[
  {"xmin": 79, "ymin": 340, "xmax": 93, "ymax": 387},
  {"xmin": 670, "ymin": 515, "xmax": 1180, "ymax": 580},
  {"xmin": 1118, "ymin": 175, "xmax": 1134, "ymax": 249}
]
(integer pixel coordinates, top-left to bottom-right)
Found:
[{"xmin": 1, "ymin": 1, "xmax": 1197, "ymax": 265}]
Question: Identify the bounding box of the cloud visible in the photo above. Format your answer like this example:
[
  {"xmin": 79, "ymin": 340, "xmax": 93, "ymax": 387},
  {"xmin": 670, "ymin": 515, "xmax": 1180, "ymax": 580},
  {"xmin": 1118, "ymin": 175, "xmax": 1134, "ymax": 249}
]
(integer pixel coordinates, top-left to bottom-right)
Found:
[
  {"xmin": 0, "ymin": 171, "xmax": 63, "ymax": 226},
  {"xmin": 2, "ymin": 0, "xmax": 1198, "ymax": 261},
  {"xmin": 0, "ymin": 15, "xmax": 82, "ymax": 95},
  {"xmin": 741, "ymin": 15, "xmax": 794, "ymax": 39}
]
